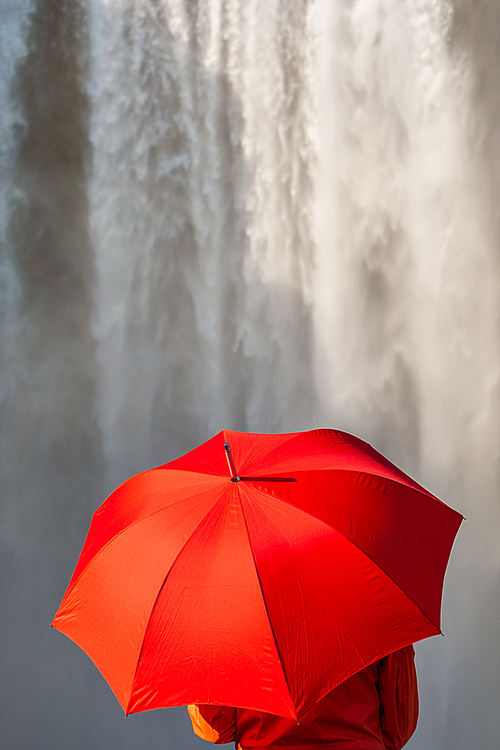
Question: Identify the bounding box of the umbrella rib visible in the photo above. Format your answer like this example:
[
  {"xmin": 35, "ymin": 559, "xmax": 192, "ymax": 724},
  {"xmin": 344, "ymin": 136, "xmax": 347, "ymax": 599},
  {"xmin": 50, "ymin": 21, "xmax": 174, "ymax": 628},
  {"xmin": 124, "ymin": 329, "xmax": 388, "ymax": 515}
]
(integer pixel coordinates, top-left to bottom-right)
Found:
[
  {"xmin": 266, "ymin": 430, "xmax": 435, "ymax": 498},
  {"xmin": 238, "ymin": 490, "xmax": 438, "ymax": 716},
  {"xmin": 240, "ymin": 489, "xmax": 367, "ymax": 669},
  {"xmin": 242, "ymin": 482, "xmax": 441, "ymax": 632},
  {"xmin": 226, "ymin": 430, "xmax": 301, "ymax": 477},
  {"xmin": 314, "ymin": 470, "xmax": 439, "ymax": 510},
  {"xmin": 126, "ymin": 494, "xmax": 228, "ymax": 714},
  {"xmin": 207, "ymin": 495, "xmax": 228, "ymax": 706},
  {"xmin": 245, "ymin": 465, "xmax": 437, "ymax": 499},
  {"xmin": 309, "ymin": 466, "xmax": 438, "ymax": 500},
  {"xmin": 296, "ymin": 560, "xmax": 418, "ymax": 715},
  {"xmin": 238, "ymin": 489, "xmax": 295, "ymax": 712},
  {"xmin": 127, "ymin": 497, "xmax": 231, "ymax": 707},
  {"xmin": 60, "ymin": 480, "xmax": 227, "ymax": 602}
]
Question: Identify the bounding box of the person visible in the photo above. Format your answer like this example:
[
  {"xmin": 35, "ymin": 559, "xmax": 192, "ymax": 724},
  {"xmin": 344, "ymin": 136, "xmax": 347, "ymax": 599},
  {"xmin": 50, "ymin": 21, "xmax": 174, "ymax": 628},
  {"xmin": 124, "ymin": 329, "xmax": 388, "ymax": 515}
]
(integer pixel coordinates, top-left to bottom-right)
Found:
[{"xmin": 187, "ymin": 645, "xmax": 418, "ymax": 750}]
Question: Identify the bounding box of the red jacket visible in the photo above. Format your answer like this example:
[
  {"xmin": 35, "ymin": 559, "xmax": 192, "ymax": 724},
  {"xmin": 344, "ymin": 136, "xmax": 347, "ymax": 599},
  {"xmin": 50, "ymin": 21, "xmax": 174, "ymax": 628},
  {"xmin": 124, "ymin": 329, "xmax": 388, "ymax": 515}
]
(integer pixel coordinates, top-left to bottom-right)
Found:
[{"xmin": 188, "ymin": 646, "xmax": 418, "ymax": 750}]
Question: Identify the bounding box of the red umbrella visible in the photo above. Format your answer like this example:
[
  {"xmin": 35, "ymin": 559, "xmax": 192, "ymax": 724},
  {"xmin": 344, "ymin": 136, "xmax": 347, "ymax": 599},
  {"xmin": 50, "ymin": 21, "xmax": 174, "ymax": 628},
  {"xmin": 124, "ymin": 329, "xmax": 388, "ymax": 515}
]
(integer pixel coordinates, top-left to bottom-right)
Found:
[{"xmin": 52, "ymin": 429, "xmax": 462, "ymax": 720}]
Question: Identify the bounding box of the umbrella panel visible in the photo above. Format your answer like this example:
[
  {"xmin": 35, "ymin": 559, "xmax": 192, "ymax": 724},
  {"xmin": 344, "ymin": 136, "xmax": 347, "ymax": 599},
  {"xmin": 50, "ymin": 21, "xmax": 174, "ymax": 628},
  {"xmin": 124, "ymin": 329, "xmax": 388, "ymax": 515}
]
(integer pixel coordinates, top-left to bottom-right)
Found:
[
  {"xmin": 52, "ymin": 484, "xmax": 227, "ymax": 709},
  {"xmin": 240, "ymin": 484, "xmax": 438, "ymax": 715},
  {"xmin": 128, "ymin": 487, "xmax": 295, "ymax": 719}
]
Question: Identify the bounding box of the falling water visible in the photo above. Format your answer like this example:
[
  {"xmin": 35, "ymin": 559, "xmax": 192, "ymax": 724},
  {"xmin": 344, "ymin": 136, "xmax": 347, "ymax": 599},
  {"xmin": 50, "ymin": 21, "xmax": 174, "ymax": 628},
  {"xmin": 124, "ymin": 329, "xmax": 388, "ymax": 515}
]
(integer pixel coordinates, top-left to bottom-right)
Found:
[
  {"xmin": 1, "ymin": 1, "xmax": 499, "ymax": 748},
  {"xmin": 88, "ymin": 0, "xmax": 319, "ymax": 489}
]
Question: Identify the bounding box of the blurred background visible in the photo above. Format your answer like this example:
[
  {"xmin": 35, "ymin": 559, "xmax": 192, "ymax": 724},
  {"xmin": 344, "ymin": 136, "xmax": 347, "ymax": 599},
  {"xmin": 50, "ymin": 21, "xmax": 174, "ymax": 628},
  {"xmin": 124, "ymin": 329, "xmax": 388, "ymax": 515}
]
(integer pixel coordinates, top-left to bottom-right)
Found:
[{"xmin": 1, "ymin": 0, "xmax": 499, "ymax": 748}]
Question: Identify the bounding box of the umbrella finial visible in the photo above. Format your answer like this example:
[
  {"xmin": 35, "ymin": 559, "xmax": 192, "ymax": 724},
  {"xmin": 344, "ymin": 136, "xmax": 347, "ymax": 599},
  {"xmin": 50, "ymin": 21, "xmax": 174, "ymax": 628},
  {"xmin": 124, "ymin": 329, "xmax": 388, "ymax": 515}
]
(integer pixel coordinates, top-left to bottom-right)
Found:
[{"xmin": 224, "ymin": 442, "xmax": 240, "ymax": 481}]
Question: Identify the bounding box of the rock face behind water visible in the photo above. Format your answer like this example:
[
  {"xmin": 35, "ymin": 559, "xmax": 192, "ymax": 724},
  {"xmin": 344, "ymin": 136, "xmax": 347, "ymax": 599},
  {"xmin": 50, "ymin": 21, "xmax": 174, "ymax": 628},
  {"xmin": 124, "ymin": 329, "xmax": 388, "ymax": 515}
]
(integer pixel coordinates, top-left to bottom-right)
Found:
[{"xmin": 0, "ymin": 2, "xmax": 499, "ymax": 749}]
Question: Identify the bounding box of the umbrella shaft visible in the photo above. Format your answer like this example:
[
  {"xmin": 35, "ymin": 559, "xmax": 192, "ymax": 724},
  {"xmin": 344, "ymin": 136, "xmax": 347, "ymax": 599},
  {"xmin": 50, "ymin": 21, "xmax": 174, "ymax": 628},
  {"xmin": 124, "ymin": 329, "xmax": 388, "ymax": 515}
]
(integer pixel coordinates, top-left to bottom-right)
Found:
[{"xmin": 224, "ymin": 442, "xmax": 239, "ymax": 481}]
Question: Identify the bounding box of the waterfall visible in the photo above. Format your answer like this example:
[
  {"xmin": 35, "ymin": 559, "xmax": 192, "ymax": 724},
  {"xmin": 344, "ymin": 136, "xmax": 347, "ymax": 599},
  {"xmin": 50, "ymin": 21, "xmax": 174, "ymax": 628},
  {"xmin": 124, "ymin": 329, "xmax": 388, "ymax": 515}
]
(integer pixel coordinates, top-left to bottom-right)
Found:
[
  {"xmin": 313, "ymin": 3, "xmax": 500, "ymax": 748},
  {"xmin": 1, "ymin": 1, "xmax": 499, "ymax": 748},
  {"xmin": 88, "ymin": 0, "xmax": 319, "ymax": 491}
]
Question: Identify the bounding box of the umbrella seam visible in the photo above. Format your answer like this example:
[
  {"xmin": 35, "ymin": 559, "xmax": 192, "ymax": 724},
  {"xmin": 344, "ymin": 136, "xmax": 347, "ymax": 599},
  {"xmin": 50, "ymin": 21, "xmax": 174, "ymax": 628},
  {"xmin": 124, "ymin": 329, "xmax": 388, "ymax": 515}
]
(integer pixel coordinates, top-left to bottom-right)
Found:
[
  {"xmin": 58, "ymin": 478, "xmax": 228, "ymax": 602},
  {"xmin": 238, "ymin": 486, "xmax": 297, "ymax": 720},
  {"xmin": 300, "ymin": 467, "xmax": 443, "ymax": 504},
  {"xmin": 158, "ymin": 431, "xmax": 228, "ymax": 475},
  {"xmin": 238, "ymin": 488, "xmax": 438, "ymax": 716},
  {"xmin": 241, "ymin": 482, "xmax": 443, "ymax": 632},
  {"xmin": 299, "ymin": 634, "xmax": 424, "ymax": 719},
  {"xmin": 225, "ymin": 430, "xmax": 301, "ymax": 477},
  {"xmin": 224, "ymin": 428, "xmax": 436, "ymax": 499},
  {"xmin": 242, "ymin": 467, "xmax": 461, "ymax": 551},
  {"xmin": 125, "ymin": 491, "xmax": 229, "ymax": 714},
  {"xmin": 243, "ymin": 464, "xmax": 439, "ymax": 502},
  {"xmin": 293, "ymin": 431, "xmax": 435, "ymax": 498},
  {"xmin": 241, "ymin": 488, "xmax": 367, "ymax": 676},
  {"xmin": 207, "ymin": 491, "xmax": 229, "ymax": 705}
]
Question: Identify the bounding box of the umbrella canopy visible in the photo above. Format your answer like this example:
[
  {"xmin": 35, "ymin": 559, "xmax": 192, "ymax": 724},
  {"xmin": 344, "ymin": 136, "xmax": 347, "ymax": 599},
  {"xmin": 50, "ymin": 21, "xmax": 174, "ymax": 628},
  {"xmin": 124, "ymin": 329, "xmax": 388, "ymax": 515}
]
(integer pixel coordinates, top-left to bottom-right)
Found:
[{"xmin": 52, "ymin": 429, "xmax": 463, "ymax": 720}]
